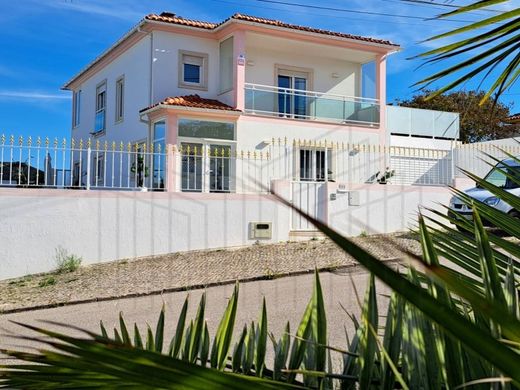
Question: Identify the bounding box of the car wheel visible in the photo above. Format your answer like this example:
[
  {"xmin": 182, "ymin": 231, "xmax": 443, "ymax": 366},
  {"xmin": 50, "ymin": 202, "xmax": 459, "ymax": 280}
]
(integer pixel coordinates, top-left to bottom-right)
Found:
[{"xmin": 508, "ymin": 210, "xmax": 520, "ymax": 220}]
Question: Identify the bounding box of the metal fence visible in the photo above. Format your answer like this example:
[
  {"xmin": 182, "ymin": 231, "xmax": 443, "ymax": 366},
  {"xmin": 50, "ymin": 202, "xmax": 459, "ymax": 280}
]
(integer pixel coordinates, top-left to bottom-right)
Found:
[
  {"xmin": 268, "ymin": 139, "xmax": 453, "ymax": 186},
  {"xmin": 453, "ymin": 141, "xmax": 520, "ymax": 178},
  {"xmin": 0, "ymin": 136, "xmax": 167, "ymax": 191},
  {"xmin": 0, "ymin": 134, "xmax": 469, "ymax": 193}
]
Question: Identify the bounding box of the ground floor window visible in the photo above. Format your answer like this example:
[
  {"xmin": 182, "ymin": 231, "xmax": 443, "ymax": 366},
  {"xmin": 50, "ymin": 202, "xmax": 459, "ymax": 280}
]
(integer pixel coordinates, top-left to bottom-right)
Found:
[
  {"xmin": 178, "ymin": 118, "xmax": 235, "ymax": 193},
  {"xmin": 93, "ymin": 153, "xmax": 104, "ymax": 186},
  {"xmin": 299, "ymin": 148, "xmax": 333, "ymax": 181},
  {"xmin": 152, "ymin": 121, "xmax": 166, "ymax": 189}
]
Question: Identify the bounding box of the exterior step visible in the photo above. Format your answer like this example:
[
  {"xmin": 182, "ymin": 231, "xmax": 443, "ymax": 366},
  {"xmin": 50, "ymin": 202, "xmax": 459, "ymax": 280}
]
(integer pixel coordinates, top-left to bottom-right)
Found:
[{"xmin": 288, "ymin": 230, "xmax": 326, "ymax": 241}]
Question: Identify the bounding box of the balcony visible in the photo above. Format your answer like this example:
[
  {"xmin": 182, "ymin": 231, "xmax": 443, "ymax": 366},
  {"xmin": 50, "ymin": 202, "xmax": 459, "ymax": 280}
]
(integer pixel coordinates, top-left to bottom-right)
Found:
[{"xmin": 244, "ymin": 83, "xmax": 380, "ymax": 126}]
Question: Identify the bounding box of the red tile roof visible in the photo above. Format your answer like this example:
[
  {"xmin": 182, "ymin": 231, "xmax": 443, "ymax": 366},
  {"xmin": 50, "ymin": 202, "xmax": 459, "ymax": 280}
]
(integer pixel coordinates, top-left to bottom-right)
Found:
[
  {"xmin": 145, "ymin": 12, "xmax": 398, "ymax": 47},
  {"xmin": 140, "ymin": 95, "xmax": 241, "ymax": 113},
  {"xmin": 506, "ymin": 113, "xmax": 520, "ymax": 123}
]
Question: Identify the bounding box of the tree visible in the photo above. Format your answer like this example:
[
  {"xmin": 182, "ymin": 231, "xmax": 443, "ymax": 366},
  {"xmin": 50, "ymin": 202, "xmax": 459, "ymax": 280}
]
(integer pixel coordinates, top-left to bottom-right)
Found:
[{"xmin": 397, "ymin": 90, "xmax": 519, "ymax": 142}]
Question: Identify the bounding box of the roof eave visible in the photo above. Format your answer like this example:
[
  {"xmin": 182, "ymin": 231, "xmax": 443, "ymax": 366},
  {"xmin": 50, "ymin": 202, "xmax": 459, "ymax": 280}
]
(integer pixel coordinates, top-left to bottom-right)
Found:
[
  {"xmin": 218, "ymin": 18, "xmax": 400, "ymax": 52},
  {"xmin": 140, "ymin": 104, "xmax": 242, "ymax": 116}
]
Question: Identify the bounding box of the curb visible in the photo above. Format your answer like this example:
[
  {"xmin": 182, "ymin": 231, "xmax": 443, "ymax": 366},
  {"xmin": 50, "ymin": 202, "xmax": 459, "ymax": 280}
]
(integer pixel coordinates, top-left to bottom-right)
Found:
[{"xmin": 0, "ymin": 259, "xmax": 401, "ymax": 315}]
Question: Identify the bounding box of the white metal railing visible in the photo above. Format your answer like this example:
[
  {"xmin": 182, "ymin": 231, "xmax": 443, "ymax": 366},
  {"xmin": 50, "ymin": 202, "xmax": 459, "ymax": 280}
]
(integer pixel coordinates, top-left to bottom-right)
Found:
[
  {"xmin": 453, "ymin": 141, "xmax": 520, "ymax": 178},
  {"xmin": 267, "ymin": 139, "xmax": 453, "ymax": 186},
  {"xmin": 0, "ymin": 134, "xmax": 462, "ymax": 193},
  {"xmin": 244, "ymin": 83, "xmax": 380, "ymax": 126},
  {"xmin": 0, "ymin": 135, "xmax": 167, "ymax": 191}
]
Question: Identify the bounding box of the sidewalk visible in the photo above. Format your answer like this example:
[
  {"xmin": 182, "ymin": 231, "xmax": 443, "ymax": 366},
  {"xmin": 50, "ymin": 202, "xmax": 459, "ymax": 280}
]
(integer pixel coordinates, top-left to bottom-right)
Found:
[{"xmin": 0, "ymin": 234, "xmax": 420, "ymax": 313}]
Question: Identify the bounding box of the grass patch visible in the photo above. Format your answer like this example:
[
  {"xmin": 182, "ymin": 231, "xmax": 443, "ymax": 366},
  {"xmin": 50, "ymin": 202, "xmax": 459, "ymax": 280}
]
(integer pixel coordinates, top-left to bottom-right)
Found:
[
  {"xmin": 54, "ymin": 246, "xmax": 82, "ymax": 274},
  {"xmin": 38, "ymin": 277, "xmax": 56, "ymax": 288}
]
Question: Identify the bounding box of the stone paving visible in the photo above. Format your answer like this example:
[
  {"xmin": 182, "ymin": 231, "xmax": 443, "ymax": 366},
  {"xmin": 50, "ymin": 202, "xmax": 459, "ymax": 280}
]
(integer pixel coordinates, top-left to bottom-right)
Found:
[{"xmin": 0, "ymin": 234, "xmax": 421, "ymax": 313}]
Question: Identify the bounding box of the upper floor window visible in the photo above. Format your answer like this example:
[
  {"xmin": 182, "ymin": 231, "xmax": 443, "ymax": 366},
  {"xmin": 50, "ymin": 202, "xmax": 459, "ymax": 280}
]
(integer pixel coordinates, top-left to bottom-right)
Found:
[
  {"xmin": 73, "ymin": 90, "xmax": 81, "ymax": 128},
  {"xmin": 219, "ymin": 37, "xmax": 233, "ymax": 93},
  {"xmin": 95, "ymin": 81, "xmax": 106, "ymax": 133},
  {"xmin": 115, "ymin": 76, "xmax": 124, "ymax": 123},
  {"xmin": 178, "ymin": 50, "xmax": 208, "ymax": 90}
]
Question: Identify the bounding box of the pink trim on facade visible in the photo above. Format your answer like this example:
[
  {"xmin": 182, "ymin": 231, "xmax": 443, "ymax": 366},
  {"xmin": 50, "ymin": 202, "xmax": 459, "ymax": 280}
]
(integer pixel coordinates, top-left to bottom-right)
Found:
[
  {"xmin": 233, "ymin": 29, "xmax": 246, "ymax": 110},
  {"xmin": 0, "ymin": 187, "xmax": 277, "ymax": 200},
  {"xmin": 376, "ymin": 54, "xmax": 387, "ymax": 145},
  {"xmin": 238, "ymin": 114, "xmax": 382, "ymax": 133},
  {"xmin": 345, "ymin": 183, "xmax": 452, "ymax": 193}
]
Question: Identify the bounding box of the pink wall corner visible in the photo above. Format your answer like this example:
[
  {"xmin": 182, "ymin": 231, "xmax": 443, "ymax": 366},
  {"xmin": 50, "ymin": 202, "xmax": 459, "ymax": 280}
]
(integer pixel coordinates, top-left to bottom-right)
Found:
[
  {"xmin": 375, "ymin": 54, "xmax": 387, "ymax": 146},
  {"xmin": 233, "ymin": 29, "xmax": 246, "ymax": 111},
  {"xmin": 166, "ymin": 113, "xmax": 179, "ymax": 192}
]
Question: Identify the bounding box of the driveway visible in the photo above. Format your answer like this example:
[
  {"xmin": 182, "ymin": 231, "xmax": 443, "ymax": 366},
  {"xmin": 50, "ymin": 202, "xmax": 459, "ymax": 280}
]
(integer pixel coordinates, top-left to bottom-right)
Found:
[{"xmin": 0, "ymin": 267, "xmax": 393, "ymax": 366}]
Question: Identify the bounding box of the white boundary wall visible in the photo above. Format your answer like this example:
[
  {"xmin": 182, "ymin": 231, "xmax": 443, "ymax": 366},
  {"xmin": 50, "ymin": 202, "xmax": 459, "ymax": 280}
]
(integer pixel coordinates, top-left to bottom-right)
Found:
[
  {"xmin": 0, "ymin": 184, "xmax": 452, "ymax": 280},
  {"xmin": 0, "ymin": 189, "xmax": 290, "ymax": 279}
]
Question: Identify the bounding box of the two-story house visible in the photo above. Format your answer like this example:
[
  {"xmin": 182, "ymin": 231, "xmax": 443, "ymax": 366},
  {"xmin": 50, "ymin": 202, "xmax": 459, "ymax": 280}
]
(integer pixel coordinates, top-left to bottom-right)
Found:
[{"xmin": 63, "ymin": 12, "xmax": 401, "ymax": 192}]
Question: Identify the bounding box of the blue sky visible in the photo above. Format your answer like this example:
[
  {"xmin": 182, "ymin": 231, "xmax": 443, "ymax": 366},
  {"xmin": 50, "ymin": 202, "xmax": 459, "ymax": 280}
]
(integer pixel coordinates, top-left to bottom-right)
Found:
[{"xmin": 0, "ymin": 0, "xmax": 518, "ymax": 140}]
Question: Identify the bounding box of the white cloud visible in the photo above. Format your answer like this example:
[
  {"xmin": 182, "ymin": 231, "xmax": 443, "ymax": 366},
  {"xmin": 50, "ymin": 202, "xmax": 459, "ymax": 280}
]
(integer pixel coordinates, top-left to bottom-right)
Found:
[
  {"xmin": 0, "ymin": 90, "xmax": 70, "ymax": 100},
  {"xmin": 30, "ymin": 0, "xmax": 144, "ymax": 22}
]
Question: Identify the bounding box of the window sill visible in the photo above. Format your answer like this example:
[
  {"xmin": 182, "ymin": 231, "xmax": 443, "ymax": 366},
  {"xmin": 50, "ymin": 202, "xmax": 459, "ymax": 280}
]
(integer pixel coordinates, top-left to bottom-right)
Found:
[
  {"xmin": 178, "ymin": 82, "xmax": 208, "ymax": 91},
  {"xmin": 90, "ymin": 130, "xmax": 106, "ymax": 138}
]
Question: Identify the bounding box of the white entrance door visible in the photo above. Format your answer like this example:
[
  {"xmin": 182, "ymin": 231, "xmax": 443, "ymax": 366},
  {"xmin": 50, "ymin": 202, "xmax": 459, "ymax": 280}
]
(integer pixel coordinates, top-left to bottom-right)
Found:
[{"xmin": 290, "ymin": 181, "xmax": 326, "ymax": 231}]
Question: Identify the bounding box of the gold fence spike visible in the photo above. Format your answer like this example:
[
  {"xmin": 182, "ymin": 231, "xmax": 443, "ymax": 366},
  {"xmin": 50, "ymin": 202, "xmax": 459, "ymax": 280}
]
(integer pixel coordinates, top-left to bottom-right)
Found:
[
  {"xmin": 18, "ymin": 136, "xmax": 23, "ymax": 146},
  {"xmin": 27, "ymin": 136, "xmax": 32, "ymax": 146},
  {"xmin": 79, "ymin": 139, "xmax": 83, "ymax": 149},
  {"xmin": 112, "ymin": 141, "xmax": 116, "ymax": 151},
  {"xmin": 45, "ymin": 137, "xmax": 49, "ymax": 147},
  {"xmin": 126, "ymin": 142, "xmax": 131, "ymax": 152},
  {"xmin": 36, "ymin": 137, "xmax": 41, "ymax": 147},
  {"xmin": 0, "ymin": 134, "xmax": 5, "ymax": 145},
  {"xmin": 10, "ymin": 135, "xmax": 14, "ymax": 145},
  {"xmin": 150, "ymin": 143, "xmax": 154, "ymax": 153}
]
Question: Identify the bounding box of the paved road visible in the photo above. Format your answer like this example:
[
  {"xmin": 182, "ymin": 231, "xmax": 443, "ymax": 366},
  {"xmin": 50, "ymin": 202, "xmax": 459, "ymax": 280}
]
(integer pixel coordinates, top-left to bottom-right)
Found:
[{"xmin": 0, "ymin": 267, "xmax": 392, "ymax": 367}]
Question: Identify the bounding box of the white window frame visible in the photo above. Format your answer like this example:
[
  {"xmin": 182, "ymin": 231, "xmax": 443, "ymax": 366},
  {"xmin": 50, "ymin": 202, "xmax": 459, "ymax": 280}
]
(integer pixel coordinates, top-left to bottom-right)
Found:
[
  {"xmin": 94, "ymin": 80, "xmax": 107, "ymax": 134},
  {"xmin": 297, "ymin": 147, "xmax": 333, "ymax": 182},
  {"xmin": 73, "ymin": 90, "xmax": 81, "ymax": 128},
  {"xmin": 178, "ymin": 50, "xmax": 209, "ymax": 91},
  {"xmin": 177, "ymin": 117, "xmax": 237, "ymax": 193},
  {"xmin": 93, "ymin": 153, "xmax": 105, "ymax": 186},
  {"xmin": 115, "ymin": 75, "xmax": 124, "ymax": 123}
]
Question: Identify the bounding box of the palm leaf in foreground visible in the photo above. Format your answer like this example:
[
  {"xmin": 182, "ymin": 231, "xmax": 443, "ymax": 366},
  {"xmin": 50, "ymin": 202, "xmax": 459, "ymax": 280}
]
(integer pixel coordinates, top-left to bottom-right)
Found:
[
  {"xmin": 413, "ymin": 0, "xmax": 520, "ymax": 103},
  {"xmin": 0, "ymin": 322, "xmax": 300, "ymax": 390}
]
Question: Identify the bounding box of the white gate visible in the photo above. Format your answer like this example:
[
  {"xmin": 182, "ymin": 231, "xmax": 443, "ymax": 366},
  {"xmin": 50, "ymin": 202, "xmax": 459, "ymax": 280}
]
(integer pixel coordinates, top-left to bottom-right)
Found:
[{"xmin": 290, "ymin": 181, "xmax": 326, "ymax": 231}]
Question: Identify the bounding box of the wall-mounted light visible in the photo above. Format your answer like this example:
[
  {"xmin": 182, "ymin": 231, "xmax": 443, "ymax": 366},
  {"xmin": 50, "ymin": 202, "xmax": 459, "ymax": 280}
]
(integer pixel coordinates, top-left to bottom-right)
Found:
[{"xmin": 331, "ymin": 72, "xmax": 340, "ymax": 78}]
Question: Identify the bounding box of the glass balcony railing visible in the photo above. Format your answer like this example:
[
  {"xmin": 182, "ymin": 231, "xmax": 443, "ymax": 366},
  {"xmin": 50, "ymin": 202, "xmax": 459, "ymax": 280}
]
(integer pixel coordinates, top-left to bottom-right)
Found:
[{"xmin": 244, "ymin": 83, "xmax": 380, "ymax": 126}]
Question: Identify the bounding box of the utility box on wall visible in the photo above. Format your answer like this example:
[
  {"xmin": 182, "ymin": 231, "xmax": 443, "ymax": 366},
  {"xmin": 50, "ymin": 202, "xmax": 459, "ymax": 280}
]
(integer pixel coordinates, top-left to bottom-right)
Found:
[
  {"xmin": 249, "ymin": 222, "xmax": 272, "ymax": 239},
  {"xmin": 348, "ymin": 191, "xmax": 361, "ymax": 206}
]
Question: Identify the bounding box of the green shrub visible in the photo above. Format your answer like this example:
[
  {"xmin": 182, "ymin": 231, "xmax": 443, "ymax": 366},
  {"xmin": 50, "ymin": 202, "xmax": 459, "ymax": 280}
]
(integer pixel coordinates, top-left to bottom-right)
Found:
[{"xmin": 54, "ymin": 246, "xmax": 82, "ymax": 273}]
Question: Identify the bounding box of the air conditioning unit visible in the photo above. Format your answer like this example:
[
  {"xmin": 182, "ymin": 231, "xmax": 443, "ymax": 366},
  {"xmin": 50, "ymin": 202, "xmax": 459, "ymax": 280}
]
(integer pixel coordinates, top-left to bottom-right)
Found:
[{"xmin": 249, "ymin": 222, "xmax": 272, "ymax": 239}]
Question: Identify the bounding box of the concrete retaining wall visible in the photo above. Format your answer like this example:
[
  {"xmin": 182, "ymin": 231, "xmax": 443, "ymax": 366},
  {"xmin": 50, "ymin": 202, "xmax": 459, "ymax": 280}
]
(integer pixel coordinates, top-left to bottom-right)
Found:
[{"xmin": 0, "ymin": 183, "xmax": 453, "ymax": 279}]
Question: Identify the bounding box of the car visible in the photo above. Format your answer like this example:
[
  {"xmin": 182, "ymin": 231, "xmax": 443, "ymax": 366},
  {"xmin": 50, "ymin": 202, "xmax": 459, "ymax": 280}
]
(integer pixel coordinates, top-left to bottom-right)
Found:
[{"xmin": 448, "ymin": 157, "xmax": 520, "ymax": 227}]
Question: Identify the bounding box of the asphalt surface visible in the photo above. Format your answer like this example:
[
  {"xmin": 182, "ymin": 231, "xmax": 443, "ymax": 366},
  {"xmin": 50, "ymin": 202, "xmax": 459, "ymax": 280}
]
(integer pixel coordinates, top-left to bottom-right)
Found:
[{"xmin": 0, "ymin": 267, "xmax": 393, "ymax": 368}]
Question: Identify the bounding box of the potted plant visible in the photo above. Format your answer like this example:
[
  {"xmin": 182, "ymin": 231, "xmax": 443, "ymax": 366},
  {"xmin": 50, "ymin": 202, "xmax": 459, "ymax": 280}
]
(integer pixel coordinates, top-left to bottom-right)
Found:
[{"xmin": 130, "ymin": 155, "xmax": 149, "ymax": 190}]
